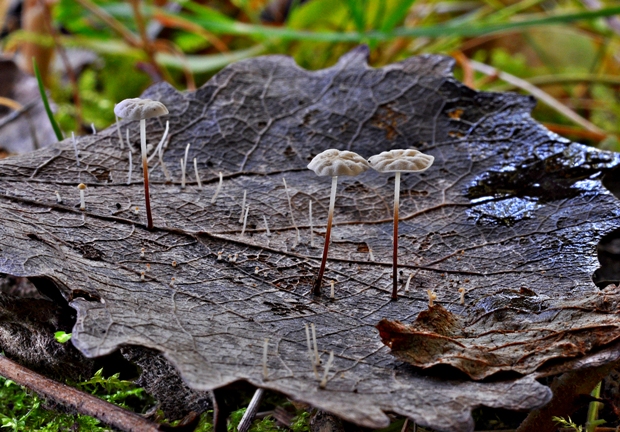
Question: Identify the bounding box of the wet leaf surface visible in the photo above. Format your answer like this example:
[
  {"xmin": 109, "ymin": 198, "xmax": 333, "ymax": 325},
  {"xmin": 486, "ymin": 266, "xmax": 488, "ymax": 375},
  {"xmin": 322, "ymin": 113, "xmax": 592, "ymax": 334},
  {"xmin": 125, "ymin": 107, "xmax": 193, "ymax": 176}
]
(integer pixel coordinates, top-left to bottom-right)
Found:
[{"xmin": 0, "ymin": 47, "xmax": 619, "ymax": 431}]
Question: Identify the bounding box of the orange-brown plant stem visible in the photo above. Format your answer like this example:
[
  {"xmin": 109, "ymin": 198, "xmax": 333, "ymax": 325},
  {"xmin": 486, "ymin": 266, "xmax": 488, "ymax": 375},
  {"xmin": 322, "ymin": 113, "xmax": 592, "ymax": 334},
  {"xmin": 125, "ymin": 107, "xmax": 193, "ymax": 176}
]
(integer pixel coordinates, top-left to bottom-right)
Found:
[
  {"xmin": 140, "ymin": 119, "xmax": 153, "ymax": 230},
  {"xmin": 0, "ymin": 355, "xmax": 160, "ymax": 431},
  {"xmin": 392, "ymin": 172, "xmax": 401, "ymax": 300},
  {"xmin": 314, "ymin": 176, "xmax": 338, "ymax": 296}
]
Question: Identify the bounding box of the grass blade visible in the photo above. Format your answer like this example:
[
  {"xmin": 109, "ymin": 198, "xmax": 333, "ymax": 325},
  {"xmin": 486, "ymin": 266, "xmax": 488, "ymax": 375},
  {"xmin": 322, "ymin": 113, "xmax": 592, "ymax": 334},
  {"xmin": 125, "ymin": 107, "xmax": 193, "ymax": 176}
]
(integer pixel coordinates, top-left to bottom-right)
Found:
[{"xmin": 32, "ymin": 57, "xmax": 62, "ymax": 142}]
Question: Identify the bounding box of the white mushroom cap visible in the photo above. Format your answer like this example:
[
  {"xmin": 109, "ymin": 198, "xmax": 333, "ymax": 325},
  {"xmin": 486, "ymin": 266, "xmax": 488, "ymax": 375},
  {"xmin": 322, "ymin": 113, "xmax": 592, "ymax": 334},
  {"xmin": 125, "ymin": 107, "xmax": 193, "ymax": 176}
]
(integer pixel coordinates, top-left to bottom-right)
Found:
[
  {"xmin": 307, "ymin": 149, "xmax": 370, "ymax": 177},
  {"xmin": 114, "ymin": 98, "xmax": 169, "ymax": 121},
  {"xmin": 368, "ymin": 149, "xmax": 434, "ymax": 173}
]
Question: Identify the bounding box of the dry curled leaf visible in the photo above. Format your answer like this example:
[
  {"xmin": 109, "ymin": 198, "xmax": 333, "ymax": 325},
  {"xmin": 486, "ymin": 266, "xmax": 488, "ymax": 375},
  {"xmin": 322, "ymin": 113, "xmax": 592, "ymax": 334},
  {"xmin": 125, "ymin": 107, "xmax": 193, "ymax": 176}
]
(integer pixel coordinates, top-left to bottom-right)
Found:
[{"xmin": 0, "ymin": 47, "xmax": 619, "ymax": 431}]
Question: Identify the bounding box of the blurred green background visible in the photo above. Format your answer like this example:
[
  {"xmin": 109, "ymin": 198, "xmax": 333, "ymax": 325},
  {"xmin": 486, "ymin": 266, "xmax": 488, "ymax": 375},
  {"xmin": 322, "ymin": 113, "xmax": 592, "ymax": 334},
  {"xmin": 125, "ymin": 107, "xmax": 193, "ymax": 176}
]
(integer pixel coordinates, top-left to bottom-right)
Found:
[{"xmin": 3, "ymin": 0, "xmax": 620, "ymax": 150}]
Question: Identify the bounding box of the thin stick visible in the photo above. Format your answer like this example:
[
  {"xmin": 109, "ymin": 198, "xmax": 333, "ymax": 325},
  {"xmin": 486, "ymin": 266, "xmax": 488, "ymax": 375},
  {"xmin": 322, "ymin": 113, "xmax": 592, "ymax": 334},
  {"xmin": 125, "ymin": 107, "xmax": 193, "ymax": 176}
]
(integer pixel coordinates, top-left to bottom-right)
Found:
[
  {"xmin": 309, "ymin": 200, "xmax": 314, "ymax": 247},
  {"xmin": 319, "ymin": 351, "xmax": 334, "ymax": 389},
  {"xmin": 313, "ymin": 176, "xmax": 337, "ymax": 296},
  {"xmin": 193, "ymin": 158, "xmax": 202, "ymax": 189},
  {"xmin": 0, "ymin": 355, "xmax": 160, "ymax": 431},
  {"xmin": 71, "ymin": 132, "xmax": 79, "ymax": 167},
  {"xmin": 241, "ymin": 206, "xmax": 250, "ymax": 236},
  {"xmin": 470, "ymin": 59, "xmax": 604, "ymax": 134},
  {"xmin": 140, "ymin": 119, "xmax": 153, "ymax": 230},
  {"xmin": 211, "ymin": 172, "xmax": 223, "ymax": 203},
  {"xmin": 180, "ymin": 158, "xmax": 186, "ymax": 189},
  {"xmin": 90, "ymin": 123, "xmax": 96, "ymax": 134},
  {"xmin": 127, "ymin": 151, "xmax": 132, "ymax": 185},
  {"xmin": 262, "ymin": 338, "xmax": 269, "ymax": 379},
  {"xmin": 392, "ymin": 171, "xmax": 400, "ymax": 300},
  {"xmin": 147, "ymin": 120, "xmax": 169, "ymax": 163},
  {"xmin": 282, "ymin": 178, "xmax": 300, "ymax": 244},
  {"xmin": 158, "ymin": 144, "xmax": 171, "ymax": 183},
  {"xmin": 239, "ymin": 190, "xmax": 247, "ymax": 223},
  {"xmin": 263, "ymin": 215, "xmax": 271, "ymax": 236},
  {"xmin": 237, "ymin": 389, "xmax": 265, "ymax": 432},
  {"xmin": 115, "ymin": 114, "xmax": 124, "ymax": 150},
  {"xmin": 311, "ymin": 323, "xmax": 319, "ymax": 366}
]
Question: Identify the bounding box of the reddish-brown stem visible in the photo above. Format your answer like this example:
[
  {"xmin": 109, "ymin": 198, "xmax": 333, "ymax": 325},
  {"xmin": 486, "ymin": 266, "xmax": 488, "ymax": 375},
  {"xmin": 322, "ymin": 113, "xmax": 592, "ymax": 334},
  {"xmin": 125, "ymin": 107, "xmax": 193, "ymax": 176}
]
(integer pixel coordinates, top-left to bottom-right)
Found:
[
  {"xmin": 314, "ymin": 176, "xmax": 338, "ymax": 296},
  {"xmin": 143, "ymin": 155, "xmax": 153, "ymax": 230},
  {"xmin": 392, "ymin": 204, "xmax": 399, "ymax": 300},
  {"xmin": 391, "ymin": 171, "xmax": 401, "ymax": 300},
  {"xmin": 140, "ymin": 119, "xmax": 153, "ymax": 230}
]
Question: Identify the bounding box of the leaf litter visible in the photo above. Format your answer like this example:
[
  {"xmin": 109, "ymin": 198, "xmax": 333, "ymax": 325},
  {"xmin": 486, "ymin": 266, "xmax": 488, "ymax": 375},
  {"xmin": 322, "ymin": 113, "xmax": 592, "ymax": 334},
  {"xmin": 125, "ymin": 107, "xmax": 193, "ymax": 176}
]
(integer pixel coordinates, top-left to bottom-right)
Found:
[{"xmin": 1, "ymin": 47, "xmax": 620, "ymax": 431}]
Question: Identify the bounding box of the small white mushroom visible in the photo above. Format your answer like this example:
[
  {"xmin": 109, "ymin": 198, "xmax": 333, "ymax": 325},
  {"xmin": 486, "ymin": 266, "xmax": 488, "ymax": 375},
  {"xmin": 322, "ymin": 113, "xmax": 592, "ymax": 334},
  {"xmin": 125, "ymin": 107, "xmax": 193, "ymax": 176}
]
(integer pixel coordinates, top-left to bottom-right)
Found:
[
  {"xmin": 262, "ymin": 215, "xmax": 271, "ymax": 236},
  {"xmin": 55, "ymin": 190, "xmax": 62, "ymax": 204},
  {"xmin": 114, "ymin": 98, "xmax": 169, "ymax": 230},
  {"xmin": 368, "ymin": 149, "xmax": 434, "ymax": 300},
  {"xmin": 330, "ymin": 280, "xmax": 335, "ymax": 300},
  {"xmin": 307, "ymin": 149, "xmax": 369, "ymax": 295},
  {"xmin": 458, "ymin": 287, "xmax": 466, "ymax": 305},
  {"xmin": 427, "ymin": 289, "xmax": 437, "ymax": 307},
  {"xmin": 77, "ymin": 183, "xmax": 87, "ymax": 210}
]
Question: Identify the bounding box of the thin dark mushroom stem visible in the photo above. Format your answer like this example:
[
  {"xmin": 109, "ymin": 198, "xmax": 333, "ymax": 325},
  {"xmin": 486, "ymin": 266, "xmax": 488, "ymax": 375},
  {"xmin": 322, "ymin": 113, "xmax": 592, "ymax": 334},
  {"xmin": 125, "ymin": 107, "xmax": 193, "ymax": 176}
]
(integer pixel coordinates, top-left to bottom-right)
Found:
[
  {"xmin": 392, "ymin": 171, "xmax": 401, "ymax": 300},
  {"xmin": 314, "ymin": 175, "xmax": 338, "ymax": 296},
  {"xmin": 140, "ymin": 119, "xmax": 153, "ymax": 230}
]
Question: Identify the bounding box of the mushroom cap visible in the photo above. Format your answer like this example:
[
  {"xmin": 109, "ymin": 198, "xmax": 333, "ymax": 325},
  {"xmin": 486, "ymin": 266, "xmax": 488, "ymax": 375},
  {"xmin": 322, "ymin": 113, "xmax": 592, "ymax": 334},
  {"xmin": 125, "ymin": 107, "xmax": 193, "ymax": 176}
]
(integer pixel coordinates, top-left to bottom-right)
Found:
[
  {"xmin": 307, "ymin": 149, "xmax": 370, "ymax": 177},
  {"xmin": 368, "ymin": 149, "xmax": 434, "ymax": 173},
  {"xmin": 114, "ymin": 98, "xmax": 169, "ymax": 121},
  {"xmin": 77, "ymin": 183, "xmax": 87, "ymax": 190}
]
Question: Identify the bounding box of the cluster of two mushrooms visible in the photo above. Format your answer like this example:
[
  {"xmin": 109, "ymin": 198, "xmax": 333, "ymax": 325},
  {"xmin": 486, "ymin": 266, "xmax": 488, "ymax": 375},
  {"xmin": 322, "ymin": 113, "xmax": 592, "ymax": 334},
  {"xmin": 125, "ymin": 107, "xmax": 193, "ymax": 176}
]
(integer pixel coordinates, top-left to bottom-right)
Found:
[{"xmin": 308, "ymin": 148, "xmax": 434, "ymax": 300}]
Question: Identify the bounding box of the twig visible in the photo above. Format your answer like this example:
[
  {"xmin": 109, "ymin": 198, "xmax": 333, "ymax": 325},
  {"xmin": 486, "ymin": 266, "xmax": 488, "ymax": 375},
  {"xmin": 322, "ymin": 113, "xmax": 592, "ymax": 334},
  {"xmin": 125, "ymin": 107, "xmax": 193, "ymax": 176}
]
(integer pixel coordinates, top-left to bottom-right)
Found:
[
  {"xmin": 469, "ymin": 59, "xmax": 604, "ymax": 134},
  {"xmin": 0, "ymin": 355, "xmax": 160, "ymax": 431},
  {"xmin": 237, "ymin": 389, "xmax": 265, "ymax": 432}
]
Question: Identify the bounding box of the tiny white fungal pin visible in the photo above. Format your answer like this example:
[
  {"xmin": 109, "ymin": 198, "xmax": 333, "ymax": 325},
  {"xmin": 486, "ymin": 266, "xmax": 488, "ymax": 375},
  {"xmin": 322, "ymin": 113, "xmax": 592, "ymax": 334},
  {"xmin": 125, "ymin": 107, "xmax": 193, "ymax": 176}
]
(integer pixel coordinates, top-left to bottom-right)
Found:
[
  {"xmin": 140, "ymin": 271, "xmax": 145, "ymax": 281},
  {"xmin": 211, "ymin": 172, "xmax": 223, "ymax": 204},
  {"xmin": 180, "ymin": 158, "xmax": 186, "ymax": 189},
  {"xmin": 458, "ymin": 287, "xmax": 466, "ymax": 305},
  {"xmin": 319, "ymin": 351, "xmax": 334, "ymax": 389},
  {"xmin": 241, "ymin": 205, "xmax": 250, "ymax": 236},
  {"xmin": 193, "ymin": 158, "xmax": 202, "ymax": 189},
  {"xmin": 282, "ymin": 178, "xmax": 300, "ymax": 244},
  {"xmin": 311, "ymin": 323, "xmax": 319, "ymax": 366},
  {"xmin": 255, "ymin": 266, "xmax": 260, "ymax": 275},
  {"xmin": 172, "ymin": 261, "xmax": 177, "ymax": 267},
  {"xmin": 71, "ymin": 132, "xmax": 80, "ymax": 167},
  {"xmin": 55, "ymin": 191, "xmax": 62, "ymax": 204},
  {"xmin": 127, "ymin": 151, "xmax": 133, "ymax": 185},
  {"xmin": 140, "ymin": 248, "xmax": 145, "ymax": 258},
  {"xmin": 217, "ymin": 251, "xmax": 223, "ymax": 260},
  {"xmin": 263, "ymin": 215, "xmax": 271, "ymax": 236},
  {"xmin": 330, "ymin": 280, "xmax": 335, "ymax": 300},
  {"xmin": 404, "ymin": 274, "xmax": 413, "ymax": 293},
  {"xmin": 309, "ymin": 200, "xmax": 314, "ymax": 247},
  {"xmin": 263, "ymin": 338, "xmax": 269, "ymax": 379},
  {"xmin": 239, "ymin": 190, "xmax": 247, "ymax": 223},
  {"xmin": 305, "ymin": 324, "xmax": 319, "ymax": 378},
  {"xmin": 170, "ymin": 277, "xmax": 175, "ymax": 286},
  {"xmin": 125, "ymin": 129, "xmax": 131, "ymax": 150},
  {"xmin": 368, "ymin": 247, "xmax": 375, "ymax": 262},
  {"xmin": 134, "ymin": 206, "xmax": 140, "ymax": 214},
  {"xmin": 115, "ymin": 112, "xmax": 124, "ymax": 150}
]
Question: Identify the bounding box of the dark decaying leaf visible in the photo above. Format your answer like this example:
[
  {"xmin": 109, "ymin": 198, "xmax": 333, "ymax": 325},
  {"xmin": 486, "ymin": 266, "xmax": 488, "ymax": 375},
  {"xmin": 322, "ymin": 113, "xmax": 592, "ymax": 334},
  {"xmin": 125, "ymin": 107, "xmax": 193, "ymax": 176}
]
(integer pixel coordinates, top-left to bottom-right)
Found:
[{"xmin": 1, "ymin": 46, "xmax": 620, "ymax": 431}]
